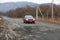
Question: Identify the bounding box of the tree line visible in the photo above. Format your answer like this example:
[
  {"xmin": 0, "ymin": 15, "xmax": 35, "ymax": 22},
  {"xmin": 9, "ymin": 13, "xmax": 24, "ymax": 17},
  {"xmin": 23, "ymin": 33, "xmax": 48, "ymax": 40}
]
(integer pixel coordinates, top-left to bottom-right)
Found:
[{"xmin": 2, "ymin": 4, "xmax": 60, "ymax": 18}]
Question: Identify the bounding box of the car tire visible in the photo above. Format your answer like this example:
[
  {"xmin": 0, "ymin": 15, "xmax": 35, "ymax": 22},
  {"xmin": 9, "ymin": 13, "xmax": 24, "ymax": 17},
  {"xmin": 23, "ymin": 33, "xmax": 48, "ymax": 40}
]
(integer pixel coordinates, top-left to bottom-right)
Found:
[
  {"xmin": 24, "ymin": 21, "xmax": 25, "ymax": 23},
  {"xmin": 33, "ymin": 22, "xmax": 35, "ymax": 24}
]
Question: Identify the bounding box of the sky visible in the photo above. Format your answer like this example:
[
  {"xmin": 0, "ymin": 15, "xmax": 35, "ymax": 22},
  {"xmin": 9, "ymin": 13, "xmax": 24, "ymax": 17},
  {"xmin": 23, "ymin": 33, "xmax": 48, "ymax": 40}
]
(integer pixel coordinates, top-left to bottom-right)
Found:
[{"xmin": 0, "ymin": 0, "xmax": 60, "ymax": 5}]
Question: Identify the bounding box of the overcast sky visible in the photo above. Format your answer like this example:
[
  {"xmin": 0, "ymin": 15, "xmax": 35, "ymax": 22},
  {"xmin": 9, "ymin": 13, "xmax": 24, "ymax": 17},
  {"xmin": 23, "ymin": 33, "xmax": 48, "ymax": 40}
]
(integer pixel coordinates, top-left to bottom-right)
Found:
[{"xmin": 0, "ymin": 0, "xmax": 60, "ymax": 5}]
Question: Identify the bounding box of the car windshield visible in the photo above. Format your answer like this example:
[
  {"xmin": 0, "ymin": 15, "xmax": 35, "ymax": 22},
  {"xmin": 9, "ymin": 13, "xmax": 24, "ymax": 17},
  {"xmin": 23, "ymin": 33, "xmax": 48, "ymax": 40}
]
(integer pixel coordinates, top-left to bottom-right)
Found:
[{"xmin": 25, "ymin": 15, "xmax": 33, "ymax": 18}]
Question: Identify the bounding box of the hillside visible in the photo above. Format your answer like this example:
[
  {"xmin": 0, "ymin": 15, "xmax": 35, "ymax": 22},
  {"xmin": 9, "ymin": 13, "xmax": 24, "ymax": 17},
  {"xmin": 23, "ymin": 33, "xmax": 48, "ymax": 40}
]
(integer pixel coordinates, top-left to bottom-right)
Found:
[
  {"xmin": 4, "ymin": 3, "xmax": 60, "ymax": 18},
  {"xmin": 0, "ymin": 2, "xmax": 38, "ymax": 12}
]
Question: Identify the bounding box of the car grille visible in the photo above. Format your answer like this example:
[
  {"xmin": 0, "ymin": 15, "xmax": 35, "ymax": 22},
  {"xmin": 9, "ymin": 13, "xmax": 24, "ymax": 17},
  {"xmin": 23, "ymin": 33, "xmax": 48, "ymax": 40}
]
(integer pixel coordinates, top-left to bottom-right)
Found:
[{"xmin": 28, "ymin": 19, "xmax": 33, "ymax": 21}]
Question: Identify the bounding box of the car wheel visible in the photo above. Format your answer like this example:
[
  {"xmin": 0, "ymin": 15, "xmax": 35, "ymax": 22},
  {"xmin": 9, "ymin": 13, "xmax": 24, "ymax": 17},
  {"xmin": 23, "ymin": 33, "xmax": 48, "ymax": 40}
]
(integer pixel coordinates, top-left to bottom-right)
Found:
[
  {"xmin": 33, "ymin": 22, "xmax": 35, "ymax": 24},
  {"xmin": 24, "ymin": 21, "xmax": 25, "ymax": 23}
]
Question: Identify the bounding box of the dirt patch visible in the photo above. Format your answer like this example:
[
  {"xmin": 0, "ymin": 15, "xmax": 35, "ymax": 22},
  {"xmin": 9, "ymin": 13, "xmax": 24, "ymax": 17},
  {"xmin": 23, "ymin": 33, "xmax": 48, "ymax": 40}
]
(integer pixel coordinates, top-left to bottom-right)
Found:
[{"xmin": 13, "ymin": 26, "xmax": 60, "ymax": 40}]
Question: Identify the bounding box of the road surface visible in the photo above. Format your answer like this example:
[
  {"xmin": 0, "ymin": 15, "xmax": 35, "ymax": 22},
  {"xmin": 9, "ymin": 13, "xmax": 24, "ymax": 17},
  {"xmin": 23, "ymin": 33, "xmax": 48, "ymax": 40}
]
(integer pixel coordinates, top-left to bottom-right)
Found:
[
  {"xmin": 2, "ymin": 16, "xmax": 60, "ymax": 31},
  {"xmin": 0, "ymin": 16, "xmax": 60, "ymax": 40}
]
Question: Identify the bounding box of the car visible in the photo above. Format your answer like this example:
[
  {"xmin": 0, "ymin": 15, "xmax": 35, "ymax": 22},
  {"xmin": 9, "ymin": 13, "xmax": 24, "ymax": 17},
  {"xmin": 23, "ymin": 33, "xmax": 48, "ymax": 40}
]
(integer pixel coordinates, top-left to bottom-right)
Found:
[{"xmin": 23, "ymin": 15, "xmax": 35, "ymax": 24}]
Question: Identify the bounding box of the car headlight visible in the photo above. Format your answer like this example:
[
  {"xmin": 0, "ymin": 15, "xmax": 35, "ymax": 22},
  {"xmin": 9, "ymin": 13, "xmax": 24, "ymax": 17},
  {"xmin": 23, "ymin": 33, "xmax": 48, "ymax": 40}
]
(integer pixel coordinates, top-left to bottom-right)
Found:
[
  {"xmin": 33, "ymin": 19, "xmax": 35, "ymax": 21},
  {"xmin": 26, "ymin": 19, "xmax": 28, "ymax": 20}
]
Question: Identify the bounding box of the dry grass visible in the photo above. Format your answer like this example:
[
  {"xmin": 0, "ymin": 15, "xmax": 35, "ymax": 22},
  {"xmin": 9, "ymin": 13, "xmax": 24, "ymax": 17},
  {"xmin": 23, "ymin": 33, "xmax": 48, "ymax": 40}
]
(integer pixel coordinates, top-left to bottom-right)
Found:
[{"xmin": 38, "ymin": 17, "xmax": 60, "ymax": 24}]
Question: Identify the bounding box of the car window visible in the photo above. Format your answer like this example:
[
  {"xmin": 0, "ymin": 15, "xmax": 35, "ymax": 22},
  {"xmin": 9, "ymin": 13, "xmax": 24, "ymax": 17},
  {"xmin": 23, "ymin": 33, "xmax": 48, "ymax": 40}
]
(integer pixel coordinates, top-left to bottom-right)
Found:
[{"xmin": 25, "ymin": 15, "xmax": 33, "ymax": 18}]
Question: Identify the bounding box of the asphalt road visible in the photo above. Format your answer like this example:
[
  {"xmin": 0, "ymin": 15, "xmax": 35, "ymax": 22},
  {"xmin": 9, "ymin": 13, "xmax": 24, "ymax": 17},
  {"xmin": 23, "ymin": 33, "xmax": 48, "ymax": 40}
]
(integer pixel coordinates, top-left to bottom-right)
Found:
[
  {"xmin": 2, "ymin": 16, "xmax": 60, "ymax": 31},
  {"xmin": 1, "ymin": 16, "xmax": 60, "ymax": 40}
]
